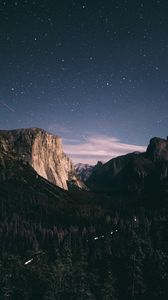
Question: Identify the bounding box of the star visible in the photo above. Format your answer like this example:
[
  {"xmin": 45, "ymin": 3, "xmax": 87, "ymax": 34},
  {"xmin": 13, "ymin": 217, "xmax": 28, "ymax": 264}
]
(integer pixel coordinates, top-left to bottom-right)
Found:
[{"xmin": 0, "ymin": 0, "xmax": 167, "ymax": 154}]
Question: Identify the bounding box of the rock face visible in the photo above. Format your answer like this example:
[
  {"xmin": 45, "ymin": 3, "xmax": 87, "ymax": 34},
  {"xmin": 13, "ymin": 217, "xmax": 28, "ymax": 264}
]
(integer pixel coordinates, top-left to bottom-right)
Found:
[
  {"xmin": 146, "ymin": 137, "xmax": 168, "ymax": 162},
  {"xmin": 87, "ymin": 137, "xmax": 168, "ymax": 193},
  {"xmin": 75, "ymin": 161, "xmax": 104, "ymax": 182},
  {"xmin": 75, "ymin": 163, "xmax": 94, "ymax": 181},
  {"xmin": 87, "ymin": 152, "xmax": 139, "ymax": 191},
  {"xmin": 0, "ymin": 128, "xmax": 81, "ymax": 190}
]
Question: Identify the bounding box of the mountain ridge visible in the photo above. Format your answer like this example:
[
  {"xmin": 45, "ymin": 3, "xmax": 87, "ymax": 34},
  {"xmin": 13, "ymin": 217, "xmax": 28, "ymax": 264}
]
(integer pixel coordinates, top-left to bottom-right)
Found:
[
  {"xmin": 0, "ymin": 127, "xmax": 82, "ymax": 190},
  {"xmin": 87, "ymin": 137, "xmax": 168, "ymax": 194}
]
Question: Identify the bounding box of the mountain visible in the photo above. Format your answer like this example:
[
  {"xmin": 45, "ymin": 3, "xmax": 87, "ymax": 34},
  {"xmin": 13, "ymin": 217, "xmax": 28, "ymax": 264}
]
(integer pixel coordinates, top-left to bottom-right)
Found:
[
  {"xmin": 0, "ymin": 128, "xmax": 82, "ymax": 190},
  {"xmin": 75, "ymin": 163, "xmax": 94, "ymax": 181},
  {"xmin": 0, "ymin": 149, "xmax": 75, "ymax": 223},
  {"xmin": 86, "ymin": 152, "xmax": 140, "ymax": 191},
  {"xmin": 146, "ymin": 136, "xmax": 168, "ymax": 161},
  {"xmin": 1, "ymin": 134, "xmax": 168, "ymax": 299},
  {"xmin": 75, "ymin": 161, "xmax": 104, "ymax": 182},
  {"xmin": 1, "ymin": 129, "xmax": 168, "ymax": 196},
  {"xmin": 87, "ymin": 137, "xmax": 168, "ymax": 195}
]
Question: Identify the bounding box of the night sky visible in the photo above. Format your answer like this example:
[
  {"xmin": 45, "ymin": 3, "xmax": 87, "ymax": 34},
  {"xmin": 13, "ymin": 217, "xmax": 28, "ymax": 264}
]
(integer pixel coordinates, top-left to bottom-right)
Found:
[{"xmin": 0, "ymin": 0, "xmax": 168, "ymax": 164}]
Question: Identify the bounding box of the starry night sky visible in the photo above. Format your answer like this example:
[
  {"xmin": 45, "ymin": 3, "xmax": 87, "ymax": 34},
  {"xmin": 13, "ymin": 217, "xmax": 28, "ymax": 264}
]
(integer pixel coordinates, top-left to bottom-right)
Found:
[{"xmin": 0, "ymin": 0, "xmax": 168, "ymax": 163}]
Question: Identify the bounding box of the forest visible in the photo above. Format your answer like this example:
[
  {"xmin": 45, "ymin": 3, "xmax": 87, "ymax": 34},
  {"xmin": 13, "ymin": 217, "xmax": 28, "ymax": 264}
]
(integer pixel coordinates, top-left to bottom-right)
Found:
[{"xmin": 0, "ymin": 174, "xmax": 168, "ymax": 300}]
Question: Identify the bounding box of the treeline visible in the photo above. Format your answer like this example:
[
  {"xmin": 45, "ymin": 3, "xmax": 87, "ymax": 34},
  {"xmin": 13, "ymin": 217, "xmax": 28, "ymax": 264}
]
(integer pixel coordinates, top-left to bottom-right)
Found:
[{"xmin": 0, "ymin": 205, "xmax": 168, "ymax": 299}]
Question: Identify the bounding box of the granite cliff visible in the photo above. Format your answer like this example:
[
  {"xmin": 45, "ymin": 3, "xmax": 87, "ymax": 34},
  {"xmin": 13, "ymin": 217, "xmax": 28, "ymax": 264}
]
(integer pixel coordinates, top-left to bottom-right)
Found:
[
  {"xmin": 75, "ymin": 163, "xmax": 94, "ymax": 181},
  {"xmin": 87, "ymin": 137, "xmax": 168, "ymax": 194},
  {"xmin": 146, "ymin": 137, "xmax": 168, "ymax": 162},
  {"xmin": 0, "ymin": 128, "xmax": 82, "ymax": 190},
  {"xmin": 75, "ymin": 161, "xmax": 103, "ymax": 182}
]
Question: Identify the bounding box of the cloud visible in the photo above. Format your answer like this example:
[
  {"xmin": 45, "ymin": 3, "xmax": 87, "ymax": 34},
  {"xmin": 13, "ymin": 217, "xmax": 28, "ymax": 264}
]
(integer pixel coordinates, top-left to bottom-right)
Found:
[{"xmin": 63, "ymin": 135, "xmax": 147, "ymax": 165}]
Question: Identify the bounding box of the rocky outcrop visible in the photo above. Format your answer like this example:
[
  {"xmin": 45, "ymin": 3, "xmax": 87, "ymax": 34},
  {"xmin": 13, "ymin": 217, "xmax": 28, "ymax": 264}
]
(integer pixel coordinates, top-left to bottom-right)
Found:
[
  {"xmin": 87, "ymin": 137, "xmax": 168, "ymax": 193},
  {"xmin": 0, "ymin": 128, "xmax": 82, "ymax": 190},
  {"xmin": 75, "ymin": 163, "xmax": 94, "ymax": 181},
  {"xmin": 87, "ymin": 152, "xmax": 139, "ymax": 191},
  {"xmin": 146, "ymin": 137, "xmax": 168, "ymax": 162}
]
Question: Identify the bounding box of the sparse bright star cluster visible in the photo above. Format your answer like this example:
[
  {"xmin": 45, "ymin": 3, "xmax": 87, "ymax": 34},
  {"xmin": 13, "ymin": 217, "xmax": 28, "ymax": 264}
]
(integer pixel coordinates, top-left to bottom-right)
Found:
[{"xmin": 0, "ymin": 0, "xmax": 168, "ymax": 147}]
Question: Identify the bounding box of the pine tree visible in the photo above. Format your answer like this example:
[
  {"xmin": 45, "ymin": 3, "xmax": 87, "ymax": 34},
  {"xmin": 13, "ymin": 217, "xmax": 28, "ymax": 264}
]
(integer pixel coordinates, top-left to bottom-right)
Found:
[
  {"xmin": 101, "ymin": 267, "xmax": 118, "ymax": 300},
  {"xmin": 125, "ymin": 234, "xmax": 146, "ymax": 300},
  {"xmin": 144, "ymin": 249, "xmax": 168, "ymax": 299},
  {"xmin": 72, "ymin": 249, "xmax": 94, "ymax": 300}
]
